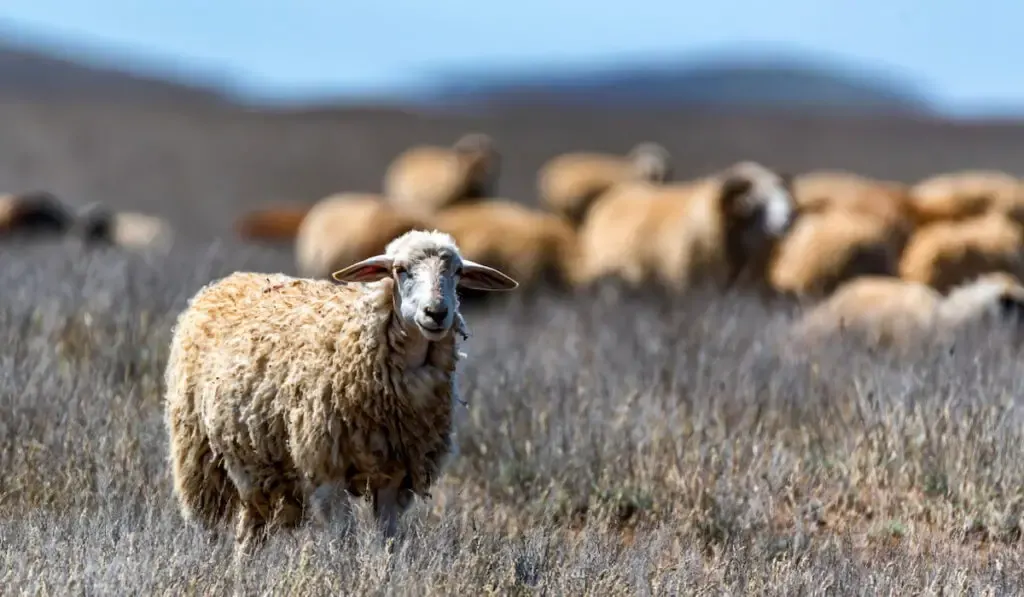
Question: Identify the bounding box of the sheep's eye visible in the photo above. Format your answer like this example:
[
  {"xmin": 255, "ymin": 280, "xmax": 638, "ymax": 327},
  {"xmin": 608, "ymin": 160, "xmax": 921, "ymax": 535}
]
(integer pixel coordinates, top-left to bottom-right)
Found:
[{"xmin": 394, "ymin": 265, "xmax": 407, "ymax": 276}]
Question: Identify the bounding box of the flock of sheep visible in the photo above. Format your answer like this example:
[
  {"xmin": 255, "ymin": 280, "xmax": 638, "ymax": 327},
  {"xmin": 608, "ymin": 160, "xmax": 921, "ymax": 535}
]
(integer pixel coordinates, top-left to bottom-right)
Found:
[
  {"xmin": 234, "ymin": 132, "xmax": 1024, "ymax": 347},
  {"xmin": 6, "ymin": 130, "xmax": 1024, "ymax": 556},
  {"xmin": 0, "ymin": 190, "xmax": 174, "ymax": 252}
]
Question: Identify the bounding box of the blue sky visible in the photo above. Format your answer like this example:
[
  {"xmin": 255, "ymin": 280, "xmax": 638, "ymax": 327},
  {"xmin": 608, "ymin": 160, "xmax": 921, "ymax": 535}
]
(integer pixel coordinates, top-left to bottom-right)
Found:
[{"xmin": 0, "ymin": 0, "xmax": 1021, "ymax": 116}]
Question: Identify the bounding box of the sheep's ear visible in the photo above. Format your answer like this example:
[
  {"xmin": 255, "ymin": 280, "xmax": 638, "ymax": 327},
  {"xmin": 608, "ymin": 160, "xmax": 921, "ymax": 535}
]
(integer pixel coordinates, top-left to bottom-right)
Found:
[
  {"xmin": 331, "ymin": 255, "xmax": 393, "ymax": 283},
  {"xmin": 458, "ymin": 259, "xmax": 519, "ymax": 291}
]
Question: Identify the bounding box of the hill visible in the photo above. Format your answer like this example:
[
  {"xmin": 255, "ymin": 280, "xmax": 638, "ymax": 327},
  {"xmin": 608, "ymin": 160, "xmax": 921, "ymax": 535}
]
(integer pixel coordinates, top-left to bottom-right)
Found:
[
  {"xmin": 0, "ymin": 41, "xmax": 229, "ymax": 106},
  {"xmin": 420, "ymin": 56, "xmax": 935, "ymax": 115}
]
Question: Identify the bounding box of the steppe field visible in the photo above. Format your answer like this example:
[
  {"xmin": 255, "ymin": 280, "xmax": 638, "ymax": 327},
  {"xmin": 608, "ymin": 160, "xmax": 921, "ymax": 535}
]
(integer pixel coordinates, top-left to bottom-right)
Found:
[{"xmin": 3, "ymin": 97, "xmax": 1024, "ymax": 594}]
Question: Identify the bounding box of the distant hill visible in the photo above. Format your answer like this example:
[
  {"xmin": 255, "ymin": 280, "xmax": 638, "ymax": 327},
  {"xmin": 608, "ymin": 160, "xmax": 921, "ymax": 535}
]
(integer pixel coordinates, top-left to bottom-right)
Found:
[
  {"xmin": 0, "ymin": 41, "xmax": 230, "ymax": 106},
  {"xmin": 420, "ymin": 57, "xmax": 935, "ymax": 115},
  {"xmin": 0, "ymin": 41, "xmax": 933, "ymax": 116}
]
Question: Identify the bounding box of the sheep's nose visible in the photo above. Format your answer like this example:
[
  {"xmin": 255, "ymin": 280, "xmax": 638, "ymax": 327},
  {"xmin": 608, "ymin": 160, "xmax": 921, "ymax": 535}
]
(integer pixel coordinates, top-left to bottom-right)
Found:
[{"xmin": 424, "ymin": 305, "xmax": 449, "ymax": 325}]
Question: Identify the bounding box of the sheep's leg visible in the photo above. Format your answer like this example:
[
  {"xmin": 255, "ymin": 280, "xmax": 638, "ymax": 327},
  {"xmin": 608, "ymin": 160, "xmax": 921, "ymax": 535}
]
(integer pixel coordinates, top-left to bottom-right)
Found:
[
  {"xmin": 227, "ymin": 463, "xmax": 303, "ymax": 554},
  {"xmin": 372, "ymin": 484, "xmax": 405, "ymax": 540},
  {"xmin": 267, "ymin": 478, "xmax": 305, "ymax": 532},
  {"xmin": 372, "ymin": 475, "xmax": 416, "ymax": 542},
  {"xmin": 234, "ymin": 501, "xmax": 269, "ymax": 556},
  {"xmin": 308, "ymin": 481, "xmax": 352, "ymax": 528}
]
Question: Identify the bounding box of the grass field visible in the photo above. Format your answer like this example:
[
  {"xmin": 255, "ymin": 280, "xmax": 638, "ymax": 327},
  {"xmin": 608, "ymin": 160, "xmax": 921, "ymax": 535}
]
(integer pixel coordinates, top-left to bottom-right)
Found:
[
  {"xmin": 2, "ymin": 96, "xmax": 1024, "ymax": 593},
  {"xmin": 2, "ymin": 233, "xmax": 1024, "ymax": 595}
]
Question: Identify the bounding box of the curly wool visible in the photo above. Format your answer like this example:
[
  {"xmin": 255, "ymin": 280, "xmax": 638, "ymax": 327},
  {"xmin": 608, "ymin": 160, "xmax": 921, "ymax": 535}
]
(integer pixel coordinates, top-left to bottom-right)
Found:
[{"xmin": 164, "ymin": 270, "xmax": 466, "ymax": 533}]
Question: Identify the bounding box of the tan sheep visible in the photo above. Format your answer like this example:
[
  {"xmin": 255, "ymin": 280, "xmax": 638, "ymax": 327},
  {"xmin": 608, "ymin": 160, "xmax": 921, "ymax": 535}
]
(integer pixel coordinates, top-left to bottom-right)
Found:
[
  {"xmin": 790, "ymin": 272, "xmax": 1024, "ymax": 348},
  {"xmin": 908, "ymin": 169, "xmax": 1024, "ymax": 226},
  {"xmin": 537, "ymin": 142, "xmax": 672, "ymax": 225},
  {"xmin": 791, "ymin": 169, "xmax": 914, "ymax": 229},
  {"xmin": 295, "ymin": 192, "xmax": 434, "ymax": 279},
  {"xmin": 769, "ymin": 209, "xmax": 907, "ymax": 298},
  {"xmin": 74, "ymin": 202, "xmax": 174, "ymax": 253},
  {"xmin": 0, "ymin": 191, "xmax": 75, "ymax": 238},
  {"xmin": 382, "ymin": 133, "xmax": 499, "ymax": 217},
  {"xmin": 897, "ymin": 212, "xmax": 1024, "ymax": 293},
  {"xmin": 165, "ymin": 230, "xmax": 518, "ymax": 553},
  {"xmin": 575, "ymin": 160, "xmax": 796, "ymax": 292},
  {"xmin": 432, "ymin": 199, "xmax": 581, "ymax": 290},
  {"xmin": 234, "ymin": 204, "xmax": 312, "ymax": 243}
]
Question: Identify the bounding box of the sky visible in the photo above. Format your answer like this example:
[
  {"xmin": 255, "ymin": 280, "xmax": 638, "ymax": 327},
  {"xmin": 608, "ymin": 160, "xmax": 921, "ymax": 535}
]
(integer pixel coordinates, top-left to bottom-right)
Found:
[{"xmin": 0, "ymin": 0, "xmax": 1021, "ymax": 116}]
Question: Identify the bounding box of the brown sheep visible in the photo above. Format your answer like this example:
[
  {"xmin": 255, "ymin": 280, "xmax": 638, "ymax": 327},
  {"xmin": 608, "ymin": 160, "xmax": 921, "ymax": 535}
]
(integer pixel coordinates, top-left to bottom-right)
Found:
[
  {"xmin": 164, "ymin": 230, "xmax": 518, "ymax": 553},
  {"xmin": 74, "ymin": 202, "xmax": 175, "ymax": 253},
  {"xmin": 0, "ymin": 191, "xmax": 75, "ymax": 238},
  {"xmin": 908, "ymin": 169, "xmax": 1024, "ymax": 226},
  {"xmin": 791, "ymin": 169, "xmax": 914, "ymax": 229},
  {"xmin": 537, "ymin": 142, "xmax": 672, "ymax": 225},
  {"xmin": 382, "ymin": 133, "xmax": 499, "ymax": 217},
  {"xmin": 234, "ymin": 204, "xmax": 312, "ymax": 243},
  {"xmin": 295, "ymin": 192, "xmax": 433, "ymax": 279},
  {"xmin": 432, "ymin": 200, "xmax": 580, "ymax": 291},
  {"xmin": 898, "ymin": 212, "xmax": 1024, "ymax": 293},
  {"xmin": 769, "ymin": 209, "xmax": 907, "ymax": 298},
  {"xmin": 790, "ymin": 272, "xmax": 1024, "ymax": 348},
  {"xmin": 576, "ymin": 161, "xmax": 797, "ymax": 292}
]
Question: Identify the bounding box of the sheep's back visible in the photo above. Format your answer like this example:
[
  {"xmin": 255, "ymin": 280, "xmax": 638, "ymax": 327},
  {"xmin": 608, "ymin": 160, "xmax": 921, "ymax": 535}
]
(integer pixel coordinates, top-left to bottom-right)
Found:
[
  {"xmin": 383, "ymin": 147, "xmax": 468, "ymax": 214},
  {"xmin": 168, "ymin": 273, "xmax": 391, "ymax": 471}
]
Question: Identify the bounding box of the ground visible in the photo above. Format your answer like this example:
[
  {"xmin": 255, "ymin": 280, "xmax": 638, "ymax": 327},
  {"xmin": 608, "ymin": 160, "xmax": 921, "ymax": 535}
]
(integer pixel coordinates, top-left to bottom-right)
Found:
[{"xmin": 1, "ymin": 100, "xmax": 1024, "ymax": 594}]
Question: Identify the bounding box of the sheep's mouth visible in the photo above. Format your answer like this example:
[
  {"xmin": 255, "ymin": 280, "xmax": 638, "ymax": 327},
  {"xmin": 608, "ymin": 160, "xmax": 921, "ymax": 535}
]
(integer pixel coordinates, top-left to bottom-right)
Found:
[{"xmin": 415, "ymin": 320, "xmax": 448, "ymax": 340}]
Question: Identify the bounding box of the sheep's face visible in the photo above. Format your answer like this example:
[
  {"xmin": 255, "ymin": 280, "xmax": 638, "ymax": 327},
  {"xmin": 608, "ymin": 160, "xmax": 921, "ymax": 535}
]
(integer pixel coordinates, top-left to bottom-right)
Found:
[
  {"xmin": 721, "ymin": 163, "xmax": 797, "ymax": 250},
  {"xmin": 332, "ymin": 230, "xmax": 520, "ymax": 341},
  {"xmin": 628, "ymin": 143, "xmax": 671, "ymax": 183}
]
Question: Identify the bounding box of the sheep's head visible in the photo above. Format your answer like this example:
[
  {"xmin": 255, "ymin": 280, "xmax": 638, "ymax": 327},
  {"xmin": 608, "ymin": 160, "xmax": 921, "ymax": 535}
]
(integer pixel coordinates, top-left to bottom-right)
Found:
[
  {"xmin": 332, "ymin": 229, "xmax": 518, "ymax": 341},
  {"xmin": 940, "ymin": 271, "xmax": 1024, "ymax": 327},
  {"xmin": 453, "ymin": 133, "xmax": 500, "ymax": 199},
  {"xmin": 0, "ymin": 191, "xmax": 74, "ymax": 235},
  {"xmin": 720, "ymin": 160, "xmax": 797, "ymax": 245},
  {"xmin": 628, "ymin": 142, "xmax": 672, "ymax": 183}
]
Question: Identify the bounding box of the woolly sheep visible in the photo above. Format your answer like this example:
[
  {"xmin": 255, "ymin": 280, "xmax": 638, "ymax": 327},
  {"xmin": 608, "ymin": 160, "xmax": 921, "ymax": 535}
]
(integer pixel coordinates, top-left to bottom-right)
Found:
[
  {"xmin": 295, "ymin": 192, "xmax": 434, "ymax": 279},
  {"xmin": 74, "ymin": 202, "xmax": 174, "ymax": 253},
  {"xmin": 575, "ymin": 160, "xmax": 796, "ymax": 292},
  {"xmin": 768, "ymin": 209, "xmax": 907, "ymax": 298},
  {"xmin": 432, "ymin": 199, "xmax": 581, "ymax": 291},
  {"xmin": 790, "ymin": 272, "xmax": 1024, "ymax": 348},
  {"xmin": 164, "ymin": 229, "xmax": 519, "ymax": 553},
  {"xmin": 382, "ymin": 133, "xmax": 499, "ymax": 217},
  {"xmin": 791, "ymin": 169, "xmax": 914, "ymax": 229},
  {"xmin": 235, "ymin": 204, "xmax": 312, "ymax": 243},
  {"xmin": 0, "ymin": 191, "xmax": 75, "ymax": 238},
  {"xmin": 908, "ymin": 169, "xmax": 1024, "ymax": 226},
  {"xmin": 537, "ymin": 142, "xmax": 672, "ymax": 225},
  {"xmin": 897, "ymin": 212, "xmax": 1024, "ymax": 293}
]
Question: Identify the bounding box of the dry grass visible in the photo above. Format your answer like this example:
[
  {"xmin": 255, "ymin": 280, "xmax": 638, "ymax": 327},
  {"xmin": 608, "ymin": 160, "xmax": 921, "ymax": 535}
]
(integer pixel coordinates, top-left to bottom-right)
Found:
[
  {"xmin": 1, "ymin": 95, "xmax": 1024, "ymax": 593},
  {"xmin": 2, "ymin": 236, "xmax": 1024, "ymax": 595}
]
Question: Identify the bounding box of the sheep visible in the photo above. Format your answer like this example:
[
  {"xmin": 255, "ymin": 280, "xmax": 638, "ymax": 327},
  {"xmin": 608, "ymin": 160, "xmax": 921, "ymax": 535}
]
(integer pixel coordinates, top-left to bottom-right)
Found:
[
  {"xmin": 235, "ymin": 204, "xmax": 312, "ymax": 243},
  {"xmin": 908, "ymin": 169, "xmax": 1024, "ymax": 226},
  {"xmin": 164, "ymin": 229, "xmax": 519, "ymax": 553},
  {"xmin": 432, "ymin": 199, "xmax": 581, "ymax": 292},
  {"xmin": 0, "ymin": 191, "xmax": 75, "ymax": 239},
  {"xmin": 790, "ymin": 272, "xmax": 1024, "ymax": 348},
  {"xmin": 791, "ymin": 169, "xmax": 914, "ymax": 229},
  {"xmin": 382, "ymin": 133, "xmax": 499, "ymax": 217},
  {"xmin": 295, "ymin": 192, "xmax": 435, "ymax": 279},
  {"xmin": 73, "ymin": 202, "xmax": 174, "ymax": 253},
  {"xmin": 537, "ymin": 142, "xmax": 672, "ymax": 225},
  {"xmin": 768, "ymin": 209, "xmax": 907, "ymax": 298},
  {"xmin": 897, "ymin": 212, "xmax": 1024, "ymax": 293},
  {"xmin": 575, "ymin": 160, "xmax": 796, "ymax": 292}
]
